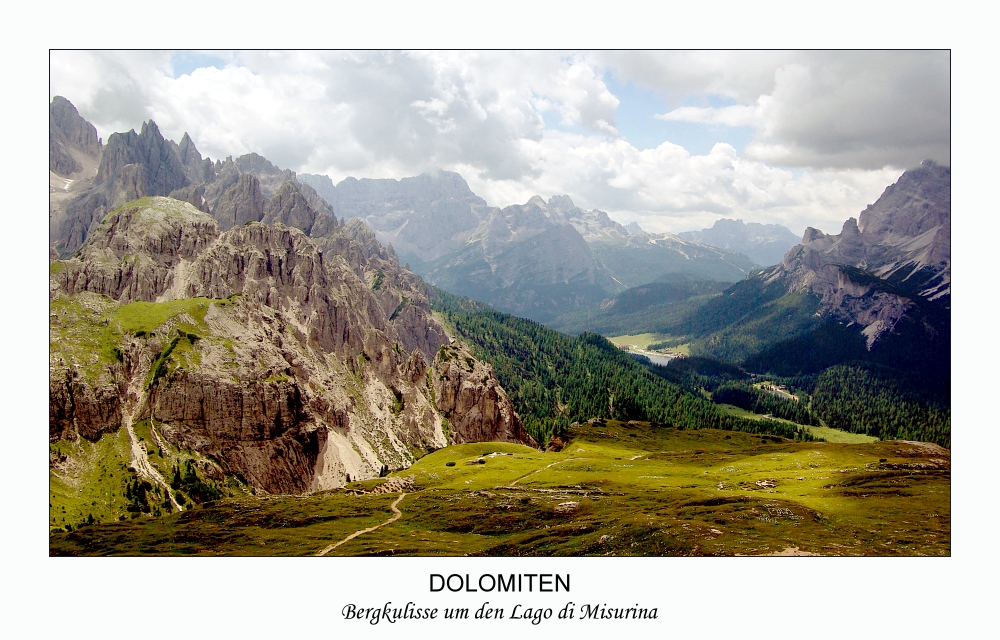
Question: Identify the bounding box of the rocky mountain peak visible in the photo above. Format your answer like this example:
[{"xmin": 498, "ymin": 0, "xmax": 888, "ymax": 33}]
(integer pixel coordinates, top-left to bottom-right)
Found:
[
  {"xmin": 526, "ymin": 195, "xmax": 547, "ymax": 209},
  {"xmin": 262, "ymin": 181, "xmax": 318, "ymax": 235},
  {"xmin": 858, "ymin": 161, "xmax": 950, "ymax": 239},
  {"xmin": 801, "ymin": 227, "xmax": 826, "ymax": 244},
  {"xmin": 96, "ymin": 119, "xmax": 189, "ymax": 197},
  {"xmin": 212, "ymin": 173, "xmax": 266, "ymax": 231},
  {"xmin": 547, "ymin": 194, "xmax": 577, "ymax": 212},
  {"xmin": 177, "ymin": 132, "xmax": 206, "ymax": 184},
  {"xmin": 297, "ymin": 170, "xmax": 490, "ymax": 265},
  {"xmin": 49, "ymin": 96, "xmax": 102, "ymax": 167},
  {"xmin": 774, "ymin": 163, "xmax": 950, "ymax": 345},
  {"xmin": 235, "ymin": 152, "xmax": 295, "ymax": 182}
]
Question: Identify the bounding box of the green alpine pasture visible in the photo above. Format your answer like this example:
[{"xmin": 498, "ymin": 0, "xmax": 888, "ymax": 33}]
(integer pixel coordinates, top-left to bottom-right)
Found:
[{"xmin": 51, "ymin": 421, "xmax": 949, "ymax": 556}]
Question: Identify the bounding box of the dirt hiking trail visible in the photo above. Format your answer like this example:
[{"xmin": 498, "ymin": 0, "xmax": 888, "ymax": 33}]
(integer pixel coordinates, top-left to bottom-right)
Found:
[{"xmin": 316, "ymin": 493, "xmax": 406, "ymax": 556}]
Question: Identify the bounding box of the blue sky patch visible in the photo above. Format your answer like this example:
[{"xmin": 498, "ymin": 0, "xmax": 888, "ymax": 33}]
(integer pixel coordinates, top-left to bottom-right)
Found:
[
  {"xmin": 604, "ymin": 74, "xmax": 755, "ymax": 155},
  {"xmin": 170, "ymin": 51, "xmax": 229, "ymax": 78}
]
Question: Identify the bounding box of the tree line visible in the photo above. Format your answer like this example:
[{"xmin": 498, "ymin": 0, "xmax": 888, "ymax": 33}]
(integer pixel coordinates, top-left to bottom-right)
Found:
[{"xmin": 432, "ymin": 290, "xmax": 814, "ymax": 445}]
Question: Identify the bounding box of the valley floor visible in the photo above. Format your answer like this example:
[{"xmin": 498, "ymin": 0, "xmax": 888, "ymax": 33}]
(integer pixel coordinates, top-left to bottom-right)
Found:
[{"xmin": 50, "ymin": 422, "xmax": 949, "ymax": 556}]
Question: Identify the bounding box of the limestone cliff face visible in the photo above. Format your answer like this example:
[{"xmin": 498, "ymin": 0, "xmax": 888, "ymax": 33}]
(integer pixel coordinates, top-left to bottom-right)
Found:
[
  {"xmin": 211, "ymin": 174, "xmax": 267, "ymax": 231},
  {"xmin": 432, "ymin": 342, "xmax": 535, "ymax": 446},
  {"xmin": 262, "ymin": 181, "xmax": 318, "ymax": 235},
  {"xmin": 50, "ymin": 197, "xmax": 533, "ymax": 494},
  {"xmin": 49, "ymin": 96, "xmax": 102, "ymax": 175},
  {"xmin": 96, "ymin": 121, "xmax": 189, "ymax": 197}
]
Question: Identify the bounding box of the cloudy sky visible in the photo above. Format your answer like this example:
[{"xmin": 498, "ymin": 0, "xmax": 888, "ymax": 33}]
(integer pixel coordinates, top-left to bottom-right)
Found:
[{"xmin": 49, "ymin": 50, "xmax": 949, "ymax": 236}]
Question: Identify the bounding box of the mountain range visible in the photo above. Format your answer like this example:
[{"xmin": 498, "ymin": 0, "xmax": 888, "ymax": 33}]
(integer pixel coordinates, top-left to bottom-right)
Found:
[
  {"xmin": 49, "ymin": 95, "xmax": 950, "ymax": 543},
  {"xmin": 678, "ymin": 218, "xmax": 800, "ymax": 267},
  {"xmin": 301, "ymin": 172, "xmax": 759, "ymax": 322}
]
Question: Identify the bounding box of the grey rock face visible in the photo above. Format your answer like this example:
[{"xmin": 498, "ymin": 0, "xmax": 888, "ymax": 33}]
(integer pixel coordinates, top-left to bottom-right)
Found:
[
  {"xmin": 177, "ymin": 132, "xmax": 206, "ymax": 184},
  {"xmin": 49, "ymin": 96, "xmax": 102, "ymax": 175},
  {"xmin": 300, "ymin": 171, "xmax": 490, "ymax": 265},
  {"xmin": 55, "ymin": 119, "xmax": 192, "ymax": 256},
  {"xmin": 424, "ymin": 196, "xmax": 618, "ymax": 322},
  {"xmin": 262, "ymin": 181, "xmax": 317, "ymax": 235},
  {"xmin": 96, "ymin": 121, "xmax": 189, "ymax": 197},
  {"xmin": 50, "ymin": 125, "xmax": 82, "ymax": 175},
  {"xmin": 50, "ymin": 96, "xmax": 102, "ymax": 156},
  {"xmin": 212, "ymin": 174, "xmax": 266, "ymax": 231},
  {"xmin": 168, "ymin": 184, "xmax": 212, "ymax": 213},
  {"xmin": 432, "ymin": 342, "xmax": 535, "ymax": 446}
]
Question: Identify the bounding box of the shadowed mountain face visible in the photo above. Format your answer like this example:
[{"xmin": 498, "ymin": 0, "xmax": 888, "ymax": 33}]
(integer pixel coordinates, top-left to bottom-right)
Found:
[{"xmin": 678, "ymin": 218, "xmax": 799, "ymax": 267}]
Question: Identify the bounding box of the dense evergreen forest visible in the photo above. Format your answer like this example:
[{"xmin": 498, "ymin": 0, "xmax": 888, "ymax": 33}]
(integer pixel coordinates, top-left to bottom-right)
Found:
[
  {"xmin": 811, "ymin": 364, "xmax": 951, "ymax": 447},
  {"xmin": 432, "ymin": 290, "xmax": 814, "ymax": 446},
  {"xmin": 711, "ymin": 381, "xmax": 821, "ymax": 426}
]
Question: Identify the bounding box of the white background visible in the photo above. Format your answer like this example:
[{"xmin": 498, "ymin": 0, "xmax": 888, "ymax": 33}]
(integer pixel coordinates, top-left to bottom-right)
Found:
[{"xmin": 8, "ymin": 2, "xmax": 993, "ymax": 638}]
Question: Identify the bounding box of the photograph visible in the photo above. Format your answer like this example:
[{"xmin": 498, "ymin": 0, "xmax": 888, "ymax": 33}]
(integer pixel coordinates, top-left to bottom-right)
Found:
[{"xmin": 48, "ymin": 50, "xmax": 950, "ymax": 558}]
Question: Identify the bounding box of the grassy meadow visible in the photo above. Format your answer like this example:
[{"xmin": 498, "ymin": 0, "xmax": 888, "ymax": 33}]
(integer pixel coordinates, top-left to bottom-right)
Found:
[{"xmin": 51, "ymin": 421, "xmax": 949, "ymax": 556}]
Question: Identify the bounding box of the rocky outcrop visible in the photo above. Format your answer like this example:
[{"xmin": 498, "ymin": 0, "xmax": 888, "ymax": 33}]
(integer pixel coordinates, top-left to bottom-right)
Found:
[
  {"xmin": 49, "ymin": 96, "xmax": 102, "ymax": 175},
  {"xmin": 168, "ymin": 184, "xmax": 212, "ymax": 213},
  {"xmin": 262, "ymin": 181, "xmax": 317, "ymax": 235},
  {"xmin": 54, "ymin": 198, "xmax": 220, "ymax": 302},
  {"xmin": 212, "ymin": 174, "xmax": 266, "ymax": 230},
  {"xmin": 50, "ymin": 196, "xmax": 534, "ymax": 494},
  {"xmin": 49, "ymin": 372, "xmax": 122, "ymax": 442},
  {"xmin": 96, "ymin": 121, "xmax": 189, "ymax": 197},
  {"xmin": 432, "ymin": 342, "xmax": 535, "ymax": 446},
  {"xmin": 149, "ymin": 373, "xmax": 317, "ymax": 493}
]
